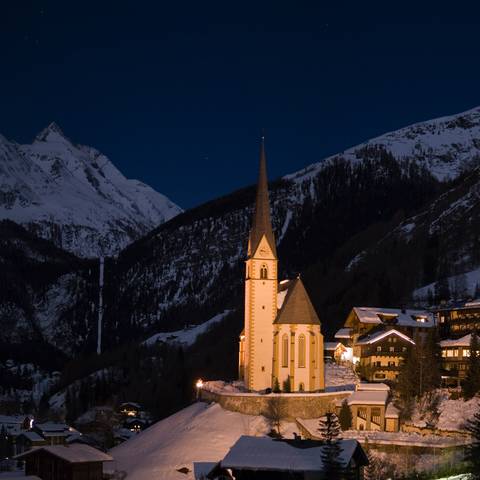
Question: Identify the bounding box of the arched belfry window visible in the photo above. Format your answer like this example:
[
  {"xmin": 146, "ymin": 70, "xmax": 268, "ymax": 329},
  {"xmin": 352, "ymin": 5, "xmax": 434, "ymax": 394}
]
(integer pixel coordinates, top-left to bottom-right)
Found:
[
  {"xmin": 260, "ymin": 264, "xmax": 268, "ymax": 279},
  {"xmin": 282, "ymin": 334, "xmax": 289, "ymax": 367},
  {"xmin": 298, "ymin": 334, "xmax": 306, "ymax": 368}
]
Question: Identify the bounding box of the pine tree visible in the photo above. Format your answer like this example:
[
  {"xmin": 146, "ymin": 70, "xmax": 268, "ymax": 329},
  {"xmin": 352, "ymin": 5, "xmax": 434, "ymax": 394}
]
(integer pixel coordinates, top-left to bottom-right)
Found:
[
  {"xmin": 318, "ymin": 412, "xmax": 344, "ymax": 480},
  {"xmin": 363, "ymin": 437, "xmax": 379, "ymax": 480},
  {"xmin": 272, "ymin": 377, "xmax": 281, "ymax": 393},
  {"xmin": 465, "ymin": 404, "xmax": 480, "ymax": 479},
  {"xmin": 0, "ymin": 426, "xmax": 8, "ymax": 461},
  {"xmin": 421, "ymin": 329, "xmax": 442, "ymax": 394},
  {"xmin": 463, "ymin": 332, "xmax": 480, "ymax": 400},
  {"xmin": 282, "ymin": 375, "xmax": 291, "ymax": 393},
  {"xmin": 338, "ymin": 399, "xmax": 352, "ymax": 431}
]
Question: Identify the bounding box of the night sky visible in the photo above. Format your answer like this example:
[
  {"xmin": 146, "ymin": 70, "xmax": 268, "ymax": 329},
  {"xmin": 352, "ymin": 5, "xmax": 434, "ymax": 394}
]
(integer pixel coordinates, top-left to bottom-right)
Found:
[{"xmin": 1, "ymin": 2, "xmax": 480, "ymax": 209}]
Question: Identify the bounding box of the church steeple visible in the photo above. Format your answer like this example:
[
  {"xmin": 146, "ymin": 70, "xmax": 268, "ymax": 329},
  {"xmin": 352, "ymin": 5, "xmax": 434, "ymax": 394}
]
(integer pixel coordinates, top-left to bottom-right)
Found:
[{"xmin": 248, "ymin": 136, "xmax": 277, "ymax": 258}]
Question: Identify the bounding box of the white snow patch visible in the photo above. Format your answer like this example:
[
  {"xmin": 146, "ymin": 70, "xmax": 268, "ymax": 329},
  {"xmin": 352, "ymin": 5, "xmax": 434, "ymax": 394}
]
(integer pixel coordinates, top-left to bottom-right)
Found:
[{"xmin": 144, "ymin": 310, "xmax": 232, "ymax": 348}]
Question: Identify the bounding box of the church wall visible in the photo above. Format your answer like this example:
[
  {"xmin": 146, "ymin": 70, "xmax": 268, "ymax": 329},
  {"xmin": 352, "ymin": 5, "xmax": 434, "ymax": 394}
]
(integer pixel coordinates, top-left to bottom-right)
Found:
[
  {"xmin": 273, "ymin": 324, "xmax": 324, "ymax": 392},
  {"xmin": 199, "ymin": 389, "xmax": 351, "ymax": 420}
]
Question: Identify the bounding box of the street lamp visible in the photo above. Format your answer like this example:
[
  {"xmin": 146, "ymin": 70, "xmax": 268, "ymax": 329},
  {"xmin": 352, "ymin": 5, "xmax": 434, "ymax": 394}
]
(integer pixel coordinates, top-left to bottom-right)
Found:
[{"xmin": 196, "ymin": 379, "xmax": 204, "ymax": 400}]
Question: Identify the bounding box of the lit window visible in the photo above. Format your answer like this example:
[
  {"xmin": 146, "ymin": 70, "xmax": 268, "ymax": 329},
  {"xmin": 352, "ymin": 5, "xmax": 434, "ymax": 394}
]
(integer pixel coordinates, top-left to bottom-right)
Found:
[
  {"xmin": 464, "ymin": 349, "xmax": 471, "ymax": 357},
  {"xmin": 389, "ymin": 347, "xmax": 394, "ymax": 353},
  {"xmin": 298, "ymin": 334, "xmax": 306, "ymax": 368},
  {"xmin": 377, "ymin": 346, "xmax": 382, "ymax": 352},
  {"xmin": 282, "ymin": 334, "xmax": 289, "ymax": 367},
  {"xmin": 402, "ymin": 347, "xmax": 407, "ymax": 352}
]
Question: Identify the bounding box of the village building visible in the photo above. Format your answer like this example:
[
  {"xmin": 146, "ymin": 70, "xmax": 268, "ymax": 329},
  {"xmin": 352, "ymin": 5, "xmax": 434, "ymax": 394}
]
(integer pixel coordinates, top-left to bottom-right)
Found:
[
  {"xmin": 334, "ymin": 328, "xmax": 353, "ymax": 347},
  {"xmin": 440, "ymin": 333, "xmax": 474, "ymax": 383},
  {"xmin": 238, "ymin": 140, "xmax": 324, "ymax": 393},
  {"xmin": 341, "ymin": 307, "xmax": 434, "ymax": 347},
  {"xmin": 16, "ymin": 431, "xmax": 47, "ymax": 455},
  {"xmin": 353, "ymin": 328, "xmax": 415, "ymax": 382},
  {"xmin": 337, "ymin": 383, "xmax": 399, "ymax": 432},
  {"xmin": 324, "ymin": 342, "xmax": 349, "ymax": 363},
  {"xmin": 207, "ymin": 435, "xmax": 368, "ymax": 480},
  {"xmin": 15, "ymin": 444, "xmax": 112, "ymax": 480},
  {"xmin": 434, "ymin": 300, "xmax": 480, "ymax": 338},
  {"xmin": 33, "ymin": 422, "xmax": 75, "ymax": 446},
  {"xmin": 118, "ymin": 402, "xmax": 142, "ymax": 418}
]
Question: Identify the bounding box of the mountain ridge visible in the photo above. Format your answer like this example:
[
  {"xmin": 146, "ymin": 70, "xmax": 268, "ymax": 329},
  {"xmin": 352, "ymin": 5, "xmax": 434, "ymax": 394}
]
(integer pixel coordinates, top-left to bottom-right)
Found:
[{"xmin": 0, "ymin": 123, "xmax": 182, "ymax": 257}]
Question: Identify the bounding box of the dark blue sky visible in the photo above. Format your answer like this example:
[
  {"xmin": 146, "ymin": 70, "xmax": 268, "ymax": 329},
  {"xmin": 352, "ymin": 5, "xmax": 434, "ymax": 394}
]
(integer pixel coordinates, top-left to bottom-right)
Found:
[{"xmin": 1, "ymin": 2, "xmax": 480, "ymax": 208}]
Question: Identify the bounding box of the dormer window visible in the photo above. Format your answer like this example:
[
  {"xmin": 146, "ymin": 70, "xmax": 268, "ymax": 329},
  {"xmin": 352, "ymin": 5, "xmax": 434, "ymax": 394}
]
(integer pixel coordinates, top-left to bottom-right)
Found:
[{"xmin": 260, "ymin": 265, "xmax": 268, "ymax": 279}]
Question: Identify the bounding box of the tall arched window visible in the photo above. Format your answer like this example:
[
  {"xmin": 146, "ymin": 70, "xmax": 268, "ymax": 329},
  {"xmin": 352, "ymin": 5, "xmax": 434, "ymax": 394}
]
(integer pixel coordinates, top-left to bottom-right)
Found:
[
  {"xmin": 260, "ymin": 264, "xmax": 268, "ymax": 279},
  {"xmin": 298, "ymin": 334, "xmax": 306, "ymax": 368},
  {"xmin": 282, "ymin": 334, "xmax": 289, "ymax": 367}
]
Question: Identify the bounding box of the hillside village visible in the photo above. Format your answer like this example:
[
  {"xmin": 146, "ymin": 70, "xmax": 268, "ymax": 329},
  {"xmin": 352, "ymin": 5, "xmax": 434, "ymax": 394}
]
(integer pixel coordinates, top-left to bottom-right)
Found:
[{"xmin": 2, "ymin": 140, "xmax": 480, "ymax": 479}]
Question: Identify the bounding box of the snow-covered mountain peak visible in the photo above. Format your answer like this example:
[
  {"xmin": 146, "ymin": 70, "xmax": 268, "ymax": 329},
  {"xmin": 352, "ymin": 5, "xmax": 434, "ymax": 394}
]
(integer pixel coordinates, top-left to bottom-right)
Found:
[
  {"xmin": 286, "ymin": 105, "xmax": 480, "ymax": 184},
  {"xmin": 35, "ymin": 122, "xmax": 71, "ymax": 145},
  {"xmin": 0, "ymin": 126, "xmax": 182, "ymax": 257}
]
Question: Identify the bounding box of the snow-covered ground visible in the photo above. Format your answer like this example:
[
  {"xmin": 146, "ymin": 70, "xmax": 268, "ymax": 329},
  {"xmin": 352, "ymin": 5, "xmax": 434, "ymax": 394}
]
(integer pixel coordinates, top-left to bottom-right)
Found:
[
  {"xmin": 413, "ymin": 266, "xmax": 480, "ymax": 302},
  {"xmin": 108, "ymin": 402, "xmax": 299, "ymax": 480},
  {"xmin": 411, "ymin": 390, "xmax": 480, "ymax": 431},
  {"xmin": 325, "ymin": 363, "xmax": 358, "ymax": 391},
  {"xmin": 144, "ymin": 310, "xmax": 232, "ymax": 348}
]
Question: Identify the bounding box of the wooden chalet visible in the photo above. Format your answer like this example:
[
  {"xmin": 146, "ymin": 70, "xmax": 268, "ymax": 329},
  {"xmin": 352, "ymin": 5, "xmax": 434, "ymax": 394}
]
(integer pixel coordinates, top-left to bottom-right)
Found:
[
  {"xmin": 354, "ymin": 328, "xmax": 415, "ymax": 382},
  {"xmin": 440, "ymin": 334, "xmax": 474, "ymax": 383},
  {"xmin": 434, "ymin": 300, "xmax": 480, "ymax": 338},
  {"xmin": 16, "ymin": 444, "xmax": 112, "ymax": 480},
  {"xmin": 342, "ymin": 307, "xmax": 434, "ymax": 346}
]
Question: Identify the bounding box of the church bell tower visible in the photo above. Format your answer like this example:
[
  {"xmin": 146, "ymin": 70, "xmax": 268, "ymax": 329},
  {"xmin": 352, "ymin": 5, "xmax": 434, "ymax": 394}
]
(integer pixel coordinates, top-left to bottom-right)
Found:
[{"xmin": 240, "ymin": 137, "xmax": 278, "ymax": 391}]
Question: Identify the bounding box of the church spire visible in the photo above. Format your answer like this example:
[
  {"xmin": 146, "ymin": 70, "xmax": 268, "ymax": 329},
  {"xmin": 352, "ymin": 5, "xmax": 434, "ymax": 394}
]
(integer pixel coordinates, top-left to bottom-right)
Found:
[{"xmin": 248, "ymin": 134, "xmax": 277, "ymax": 258}]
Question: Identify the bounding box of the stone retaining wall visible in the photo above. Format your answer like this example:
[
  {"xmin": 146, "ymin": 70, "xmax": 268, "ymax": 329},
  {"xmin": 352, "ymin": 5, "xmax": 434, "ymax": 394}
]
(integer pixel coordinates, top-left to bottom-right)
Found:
[
  {"xmin": 402, "ymin": 423, "xmax": 470, "ymax": 439},
  {"xmin": 200, "ymin": 389, "xmax": 351, "ymax": 420}
]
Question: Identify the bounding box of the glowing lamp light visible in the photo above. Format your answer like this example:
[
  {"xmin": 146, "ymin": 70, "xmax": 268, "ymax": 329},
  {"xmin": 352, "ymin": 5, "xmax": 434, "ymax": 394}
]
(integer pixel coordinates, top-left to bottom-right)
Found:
[{"xmin": 195, "ymin": 379, "xmax": 204, "ymax": 400}]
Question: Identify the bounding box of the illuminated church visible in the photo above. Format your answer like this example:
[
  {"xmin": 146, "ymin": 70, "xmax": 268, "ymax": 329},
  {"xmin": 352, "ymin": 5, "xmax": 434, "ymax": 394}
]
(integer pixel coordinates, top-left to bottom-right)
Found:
[{"xmin": 238, "ymin": 140, "xmax": 325, "ymax": 392}]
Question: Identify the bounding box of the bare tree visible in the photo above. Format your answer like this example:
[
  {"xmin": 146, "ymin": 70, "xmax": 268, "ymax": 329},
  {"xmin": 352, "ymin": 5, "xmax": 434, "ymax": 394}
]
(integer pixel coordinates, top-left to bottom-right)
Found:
[{"xmin": 263, "ymin": 396, "xmax": 287, "ymax": 437}]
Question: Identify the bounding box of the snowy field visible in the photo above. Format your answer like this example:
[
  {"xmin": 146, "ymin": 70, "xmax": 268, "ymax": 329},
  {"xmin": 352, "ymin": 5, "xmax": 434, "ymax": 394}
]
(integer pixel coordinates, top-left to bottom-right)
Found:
[
  {"xmin": 143, "ymin": 310, "xmax": 231, "ymax": 348},
  {"xmin": 108, "ymin": 403, "xmax": 269, "ymax": 480}
]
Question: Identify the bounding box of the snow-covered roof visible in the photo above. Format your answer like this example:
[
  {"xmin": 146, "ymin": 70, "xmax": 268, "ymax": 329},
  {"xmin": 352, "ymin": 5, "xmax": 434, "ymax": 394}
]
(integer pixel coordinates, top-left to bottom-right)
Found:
[
  {"xmin": 0, "ymin": 415, "xmax": 26, "ymax": 426},
  {"xmin": 385, "ymin": 403, "xmax": 400, "ymax": 419},
  {"xmin": 120, "ymin": 402, "xmax": 142, "ymax": 409},
  {"xmin": 352, "ymin": 307, "xmax": 434, "ymax": 328},
  {"xmin": 346, "ymin": 390, "xmax": 389, "ymax": 406},
  {"xmin": 220, "ymin": 436, "xmax": 362, "ymax": 471},
  {"xmin": 34, "ymin": 422, "xmax": 69, "ymax": 433},
  {"xmin": 16, "ymin": 444, "xmax": 113, "ymax": 463},
  {"xmin": 334, "ymin": 328, "xmax": 352, "ymax": 339},
  {"xmin": 356, "ymin": 328, "xmax": 415, "ymax": 346},
  {"xmin": 324, "ymin": 342, "xmax": 344, "ymax": 351},
  {"xmin": 18, "ymin": 431, "xmax": 45, "ymax": 442},
  {"xmin": 356, "ymin": 382, "xmax": 390, "ymax": 392},
  {"xmin": 440, "ymin": 334, "xmax": 472, "ymax": 348}
]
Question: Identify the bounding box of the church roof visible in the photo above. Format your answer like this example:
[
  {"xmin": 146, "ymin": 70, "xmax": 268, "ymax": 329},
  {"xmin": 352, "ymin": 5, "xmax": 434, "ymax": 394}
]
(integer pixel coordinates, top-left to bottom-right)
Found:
[
  {"xmin": 248, "ymin": 138, "xmax": 277, "ymax": 258},
  {"xmin": 274, "ymin": 278, "xmax": 320, "ymax": 326}
]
